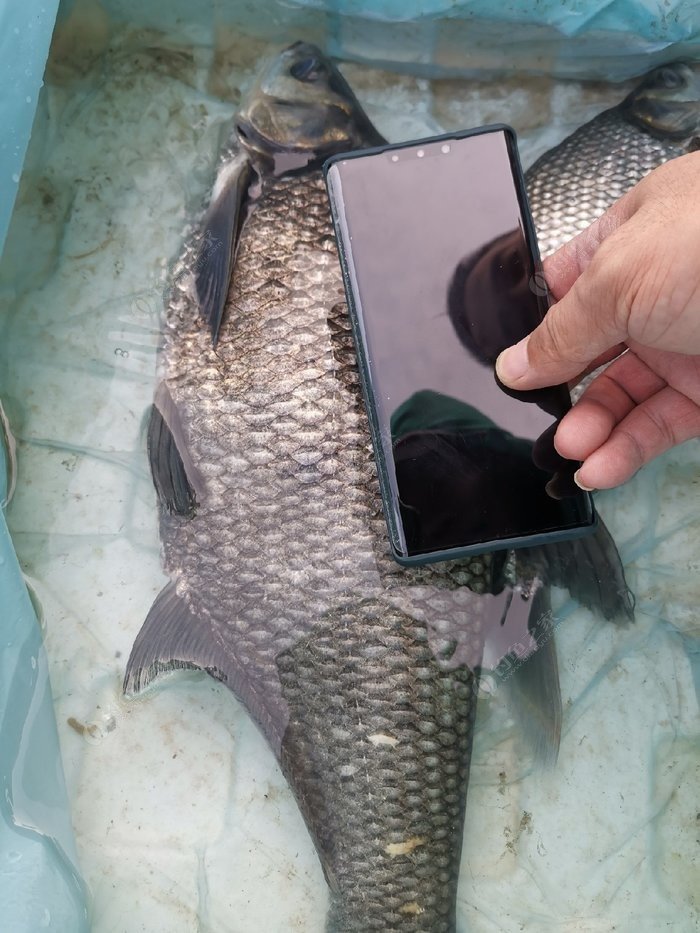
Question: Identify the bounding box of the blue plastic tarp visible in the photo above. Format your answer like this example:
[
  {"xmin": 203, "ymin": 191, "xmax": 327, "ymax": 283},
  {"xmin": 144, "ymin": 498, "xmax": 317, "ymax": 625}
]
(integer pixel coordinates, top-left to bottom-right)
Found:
[
  {"xmin": 0, "ymin": 0, "xmax": 60, "ymax": 260},
  {"xmin": 0, "ymin": 418, "xmax": 89, "ymax": 932}
]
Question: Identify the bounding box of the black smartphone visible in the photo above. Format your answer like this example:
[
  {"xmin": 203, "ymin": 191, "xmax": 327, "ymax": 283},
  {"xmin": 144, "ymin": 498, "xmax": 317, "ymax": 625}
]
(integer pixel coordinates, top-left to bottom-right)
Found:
[{"xmin": 324, "ymin": 125, "xmax": 596, "ymax": 566}]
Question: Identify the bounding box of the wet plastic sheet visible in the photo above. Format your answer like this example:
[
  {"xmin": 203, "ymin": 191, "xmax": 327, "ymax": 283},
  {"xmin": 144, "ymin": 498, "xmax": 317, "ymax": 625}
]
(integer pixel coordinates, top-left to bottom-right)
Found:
[
  {"xmin": 303, "ymin": 0, "xmax": 700, "ymax": 80},
  {"xmin": 0, "ymin": 0, "xmax": 60, "ymax": 260},
  {"xmin": 0, "ymin": 0, "xmax": 700, "ymax": 933},
  {"xmin": 7, "ymin": 0, "xmax": 697, "ymax": 255},
  {"xmin": 1, "ymin": 23, "xmax": 699, "ymax": 930},
  {"xmin": 0, "ymin": 436, "xmax": 89, "ymax": 930},
  {"xmin": 57, "ymin": 0, "xmax": 700, "ymax": 80}
]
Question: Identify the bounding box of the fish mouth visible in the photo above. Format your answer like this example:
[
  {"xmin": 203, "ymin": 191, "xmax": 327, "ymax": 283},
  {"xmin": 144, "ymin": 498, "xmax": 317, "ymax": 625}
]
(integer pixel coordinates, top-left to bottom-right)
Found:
[{"xmin": 235, "ymin": 118, "xmax": 288, "ymax": 156}]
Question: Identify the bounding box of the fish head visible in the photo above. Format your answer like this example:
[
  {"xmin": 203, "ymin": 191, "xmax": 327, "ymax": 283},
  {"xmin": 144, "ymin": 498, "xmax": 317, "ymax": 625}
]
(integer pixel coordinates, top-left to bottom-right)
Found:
[
  {"xmin": 621, "ymin": 62, "xmax": 700, "ymax": 143},
  {"xmin": 235, "ymin": 41, "xmax": 385, "ymax": 173}
]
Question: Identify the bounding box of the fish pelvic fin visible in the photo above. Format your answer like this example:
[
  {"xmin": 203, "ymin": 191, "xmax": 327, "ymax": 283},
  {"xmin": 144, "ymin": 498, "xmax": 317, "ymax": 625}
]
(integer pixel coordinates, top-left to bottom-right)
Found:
[
  {"xmin": 123, "ymin": 583, "xmax": 229, "ymax": 695},
  {"xmin": 124, "ymin": 584, "xmax": 287, "ymax": 753},
  {"xmin": 147, "ymin": 383, "xmax": 204, "ymax": 517},
  {"xmin": 195, "ymin": 153, "xmax": 255, "ymax": 346}
]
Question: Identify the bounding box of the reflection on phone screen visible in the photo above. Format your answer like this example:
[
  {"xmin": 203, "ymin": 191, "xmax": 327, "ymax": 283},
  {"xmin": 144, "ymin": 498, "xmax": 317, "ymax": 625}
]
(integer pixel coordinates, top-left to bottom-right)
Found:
[{"xmin": 329, "ymin": 130, "xmax": 592, "ymax": 558}]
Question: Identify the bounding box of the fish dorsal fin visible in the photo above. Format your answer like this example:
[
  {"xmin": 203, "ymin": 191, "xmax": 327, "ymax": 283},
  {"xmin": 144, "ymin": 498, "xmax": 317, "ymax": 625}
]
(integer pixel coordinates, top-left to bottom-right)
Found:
[
  {"xmin": 147, "ymin": 383, "xmax": 204, "ymax": 517},
  {"xmin": 195, "ymin": 153, "xmax": 255, "ymax": 345}
]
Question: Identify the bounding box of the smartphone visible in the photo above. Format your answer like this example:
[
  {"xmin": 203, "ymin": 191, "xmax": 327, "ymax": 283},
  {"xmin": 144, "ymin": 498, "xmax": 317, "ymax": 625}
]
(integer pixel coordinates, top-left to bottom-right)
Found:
[{"xmin": 324, "ymin": 125, "xmax": 595, "ymax": 566}]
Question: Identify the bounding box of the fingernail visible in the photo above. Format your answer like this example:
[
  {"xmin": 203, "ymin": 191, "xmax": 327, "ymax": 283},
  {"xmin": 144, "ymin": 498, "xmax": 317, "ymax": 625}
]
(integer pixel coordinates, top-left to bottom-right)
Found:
[
  {"xmin": 495, "ymin": 339, "xmax": 529, "ymax": 385},
  {"xmin": 574, "ymin": 469, "xmax": 595, "ymax": 492}
]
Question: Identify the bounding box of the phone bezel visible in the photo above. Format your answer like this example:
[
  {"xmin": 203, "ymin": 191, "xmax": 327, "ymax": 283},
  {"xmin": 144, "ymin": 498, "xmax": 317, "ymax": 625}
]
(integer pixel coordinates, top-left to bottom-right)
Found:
[{"xmin": 324, "ymin": 124, "xmax": 597, "ymax": 567}]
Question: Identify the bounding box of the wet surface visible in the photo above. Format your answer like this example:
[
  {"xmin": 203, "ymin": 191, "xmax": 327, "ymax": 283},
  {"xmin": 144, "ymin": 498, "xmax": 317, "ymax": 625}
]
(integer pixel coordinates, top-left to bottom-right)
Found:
[{"xmin": 0, "ymin": 28, "xmax": 698, "ymax": 933}]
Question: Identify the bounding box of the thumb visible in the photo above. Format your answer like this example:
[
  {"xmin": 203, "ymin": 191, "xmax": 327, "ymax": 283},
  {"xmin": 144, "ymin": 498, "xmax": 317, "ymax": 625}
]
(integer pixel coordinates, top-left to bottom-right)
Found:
[
  {"xmin": 496, "ymin": 193, "xmax": 636, "ymax": 389},
  {"xmin": 543, "ymin": 193, "xmax": 635, "ymax": 300}
]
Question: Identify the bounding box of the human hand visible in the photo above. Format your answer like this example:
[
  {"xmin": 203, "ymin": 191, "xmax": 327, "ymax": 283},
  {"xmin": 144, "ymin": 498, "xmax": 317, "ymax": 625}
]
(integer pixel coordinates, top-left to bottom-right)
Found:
[{"xmin": 496, "ymin": 152, "xmax": 700, "ymax": 489}]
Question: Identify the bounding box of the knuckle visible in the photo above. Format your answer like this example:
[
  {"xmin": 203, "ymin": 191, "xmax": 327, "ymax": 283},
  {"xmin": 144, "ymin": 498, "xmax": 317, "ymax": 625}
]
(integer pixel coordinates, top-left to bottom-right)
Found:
[
  {"xmin": 616, "ymin": 425, "xmax": 646, "ymax": 473},
  {"xmin": 647, "ymin": 408, "xmax": 676, "ymax": 449},
  {"xmin": 635, "ymin": 404, "xmax": 676, "ymax": 453}
]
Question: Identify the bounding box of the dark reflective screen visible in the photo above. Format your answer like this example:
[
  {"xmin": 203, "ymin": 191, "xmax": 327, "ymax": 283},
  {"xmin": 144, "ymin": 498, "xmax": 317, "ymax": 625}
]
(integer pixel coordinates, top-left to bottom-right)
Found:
[{"xmin": 329, "ymin": 130, "xmax": 593, "ymax": 559}]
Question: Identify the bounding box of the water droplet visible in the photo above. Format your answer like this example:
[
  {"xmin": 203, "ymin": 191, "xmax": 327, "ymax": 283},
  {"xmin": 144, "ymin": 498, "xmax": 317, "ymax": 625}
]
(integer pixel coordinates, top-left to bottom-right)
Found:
[
  {"xmin": 30, "ymin": 656, "xmax": 37, "ymax": 670},
  {"xmin": 7, "ymin": 850, "xmax": 21, "ymax": 863},
  {"xmin": 40, "ymin": 908, "xmax": 51, "ymax": 927},
  {"xmin": 11, "ymin": 174, "xmax": 19, "ymax": 184},
  {"xmin": 25, "ymin": 96, "xmax": 32, "ymax": 104},
  {"xmin": 13, "ymin": 27, "xmax": 19, "ymax": 35}
]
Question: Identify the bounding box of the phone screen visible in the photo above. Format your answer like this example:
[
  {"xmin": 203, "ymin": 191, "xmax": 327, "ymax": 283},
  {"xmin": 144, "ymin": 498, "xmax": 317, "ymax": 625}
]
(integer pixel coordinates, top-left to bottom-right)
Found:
[{"xmin": 326, "ymin": 128, "xmax": 594, "ymax": 562}]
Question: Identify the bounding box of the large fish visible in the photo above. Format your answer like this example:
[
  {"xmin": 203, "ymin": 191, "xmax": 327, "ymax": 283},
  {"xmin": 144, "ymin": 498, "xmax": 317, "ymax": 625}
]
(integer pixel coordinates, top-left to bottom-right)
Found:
[{"xmin": 122, "ymin": 44, "xmax": 700, "ymax": 932}]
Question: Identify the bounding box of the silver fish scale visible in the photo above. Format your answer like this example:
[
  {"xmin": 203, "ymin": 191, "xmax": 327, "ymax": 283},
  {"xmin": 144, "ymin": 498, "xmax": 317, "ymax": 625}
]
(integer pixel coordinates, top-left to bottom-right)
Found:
[
  {"xmin": 527, "ymin": 108, "xmax": 687, "ymax": 257},
  {"xmin": 159, "ymin": 171, "xmax": 502, "ymax": 929}
]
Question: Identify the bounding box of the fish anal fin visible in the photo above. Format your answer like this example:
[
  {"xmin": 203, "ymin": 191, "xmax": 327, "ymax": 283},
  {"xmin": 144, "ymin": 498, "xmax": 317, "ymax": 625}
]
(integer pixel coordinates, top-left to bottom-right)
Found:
[
  {"xmin": 196, "ymin": 154, "xmax": 255, "ymax": 345},
  {"xmin": 498, "ymin": 582, "xmax": 562, "ymax": 767}
]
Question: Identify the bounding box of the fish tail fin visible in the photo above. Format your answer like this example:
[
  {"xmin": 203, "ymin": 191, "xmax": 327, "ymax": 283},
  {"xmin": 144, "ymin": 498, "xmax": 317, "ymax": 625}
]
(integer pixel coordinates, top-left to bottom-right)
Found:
[
  {"xmin": 498, "ymin": 581, "xmax": 562, "ymax": 766},
  {"xmin": 124, "ymin": 583, "xmax": 228, "ymax": 696}
]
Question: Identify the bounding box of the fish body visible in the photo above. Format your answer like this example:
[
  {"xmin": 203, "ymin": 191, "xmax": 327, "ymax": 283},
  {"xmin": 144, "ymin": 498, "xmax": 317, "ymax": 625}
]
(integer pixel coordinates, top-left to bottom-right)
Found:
[
  {"xmin": 132, "ymin": 168, "xmax": 497, "ymax": 929},
  {"xmin": 121, "ymin": 48, "xmax": 700, "ymax": 932},
  {"xmin": 527, "ymin": 63, "xmax": 700, "ymax": 256}
]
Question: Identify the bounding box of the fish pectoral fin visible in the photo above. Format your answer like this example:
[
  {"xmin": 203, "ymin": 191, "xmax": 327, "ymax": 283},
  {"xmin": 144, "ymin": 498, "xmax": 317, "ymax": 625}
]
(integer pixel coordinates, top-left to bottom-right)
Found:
[
  {"xmin": 499, "ymin": 582, "xmax": 562, "ymax": 767},
  {"xmin": 196, "ymin": 153, "xmax": 255, "ymax": 346},
  {"xmin": 124, "ymin": 583, "xmax": 228, "ymax": 695},
  {"xmin": 147, "ymin": 383, "xmax": 203, "ymax": 517}
]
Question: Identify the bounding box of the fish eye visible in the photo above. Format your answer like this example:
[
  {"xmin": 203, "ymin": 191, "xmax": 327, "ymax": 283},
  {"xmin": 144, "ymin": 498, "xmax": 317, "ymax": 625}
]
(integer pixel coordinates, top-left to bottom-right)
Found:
[
  {"xmin": 290, "ymin": 56, "xmax": 323, "ymax": 82},
  {"xmin": 656, "ymin": 66, "xmax": 684, "ymax": 89}
]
